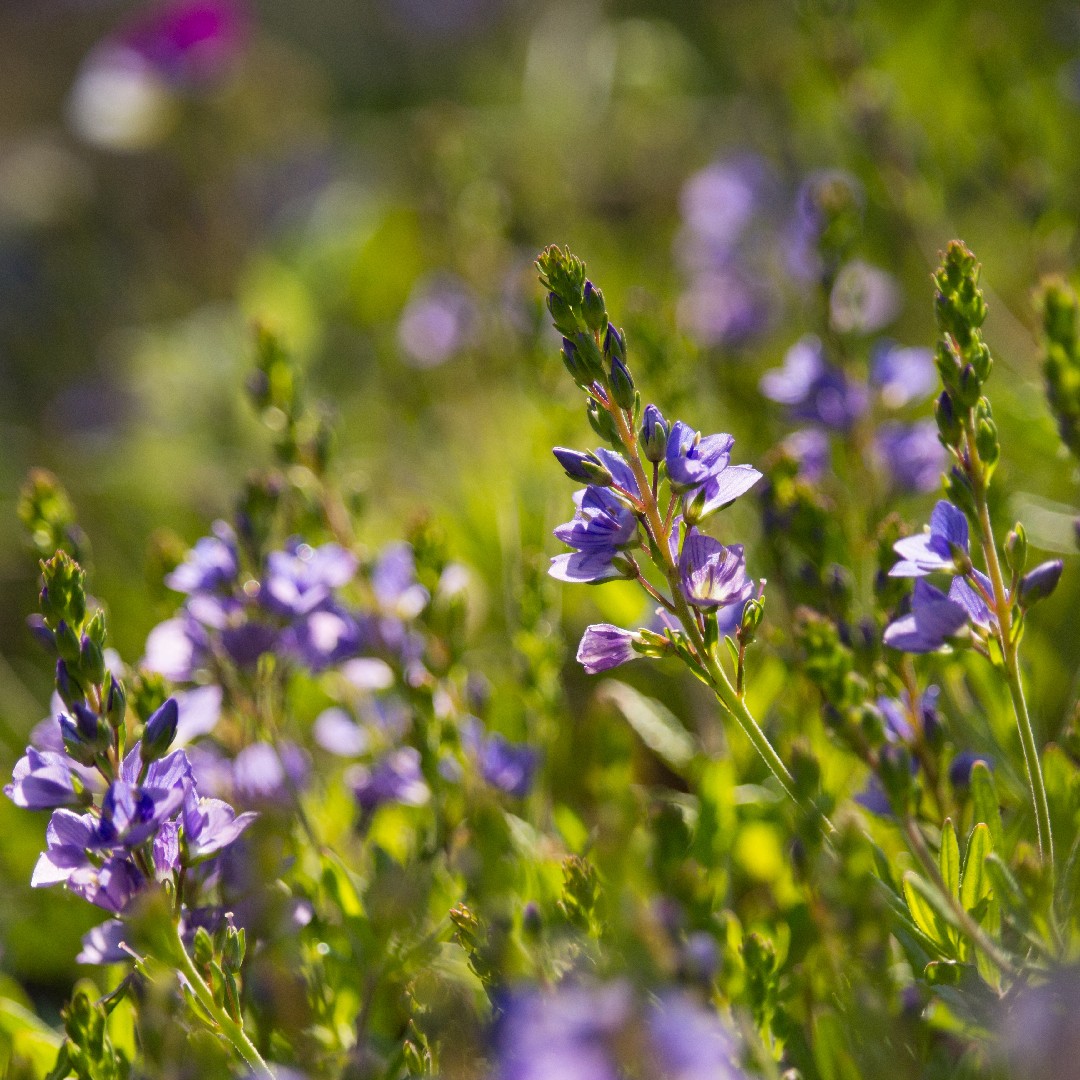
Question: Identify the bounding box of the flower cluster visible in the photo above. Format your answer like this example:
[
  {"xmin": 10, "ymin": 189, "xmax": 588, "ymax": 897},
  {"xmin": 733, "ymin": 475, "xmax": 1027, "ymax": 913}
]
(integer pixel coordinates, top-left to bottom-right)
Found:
[
  {"xmin": 6, "ymin": 553, "xmax": 255, "ymax": 963},
  {"xmin": 760, "ymin": 335, "xmax": 944, "ymax": 493}
]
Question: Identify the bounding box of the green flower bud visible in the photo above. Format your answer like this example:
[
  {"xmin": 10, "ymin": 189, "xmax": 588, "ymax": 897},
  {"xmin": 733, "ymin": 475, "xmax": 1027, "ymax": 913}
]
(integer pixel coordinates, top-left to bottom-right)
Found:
[
  {"xmin": 1005, "ymin": 523, "xmax": 1027, "ymax": 575},
  {"xmin": 581, "ymin": 280, "xmax": 607, "ymax": 333},
  {"xmin": 609, "ymin": 358, "xmax": 636, "ymax": 410}
]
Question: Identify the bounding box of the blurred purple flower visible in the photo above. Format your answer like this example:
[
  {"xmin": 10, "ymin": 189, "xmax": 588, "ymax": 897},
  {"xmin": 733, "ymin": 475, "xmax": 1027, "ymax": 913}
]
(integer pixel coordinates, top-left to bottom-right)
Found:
[
  {"xmin": 462, "ymin": 720, "xmax": 539, "ymax": 797},
  {"xmin": 870, "ymin": 342, "xmax": 937, "ymax": 408},
  {"xmin": 348, "ymin": 747, "xmax": 429, "ymax": 813},
  {"xmin": 166, "ymin": 521, "xmax": 238, "ymax": 594},
  {"xmin": 398, "ymin": 276, "xmax": 477, "ymax": 369},
  {"xmin": 875, "ymin": 421, "xmax": 945, "ymax": 493},
  {"xmin": 314, "ymin": 707, "xmax": 370, "ymax": 756},
  {"xmin": 781, "ymin": 428, "xmax": 831, "ymax": 482},
  {"xmin": 760, "ymin": 337, "xmax": 868, "ymax": 431},
  {"xmin": 116, "ymin": 0, "xmax": 249, "ymax": 87},
  {"xmin": 232, "ymin": 741, "xmax": 310, "ymax": 805},
  {"xmin": 262, "ymin": 541, "xmax": 357, "ymax": 618},
  {"xmin": 677, "ymin": 270, "xmax": 773, "ymax": 348}
]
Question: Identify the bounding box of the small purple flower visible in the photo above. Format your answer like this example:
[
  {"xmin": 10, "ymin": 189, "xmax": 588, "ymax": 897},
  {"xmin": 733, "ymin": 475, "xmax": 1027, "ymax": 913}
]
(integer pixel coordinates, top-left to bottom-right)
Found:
[
  {"xmin": 182, "ymin": 786, "xmax": 258, "ymax": 861},
  {"xmin": 870, "ymin": 341, "xmax": 937, "ymax": 408},
  {"xmin": 5, "ymin": 748, "xmax": 86, "ymax": 810},
  {"xmin": 882, "ymin": 579, "xmax": 971, "ymax": 653},
  {"xmin": 348, "ymin": 748, "xmax": 430, "ymax": 813},
  {"xmin": 373, "ymin": 542, "xmax": 429, "ymax": 618},
  {"xmin": 554, "ymin": 486, "xmax": 639, "ymax": 553},
  {"xmin": 665, "ymin": 422, "xmax": 734, "ymax": 491},
  {"xmin": 677, "ymin": 270, "xmax": 773, "ymax": 348},
  {"xmin": 314, "ymin": 708, "xmax": 370, "ymax": 756},
  {"xmin": 96, "ymin": 780, "xmax": 185, "ymax": 849},
  {"xmin": 647, "ymin": 992, "xmax": 744, "ymax": 1079},
  {"xmin": 77, "ymin": 919, "xmax": 130, "ymax": 966},
  {"xmin": 576, "ymin": 624, "xmax": 642, "ymax": 674},
  {"xmin": 781, "ymin": 428, "xmax": 831, "ymax": 482},
  {"xmin": 889, "ymin": 501, "xmax": 969, "ymax": 577},
  {"xmin": 262, "ymin": 541, "xmax": 357, "ymax": 618},
  {"xmin": 875, "ymin": 421, "xmax": 945, "ymax": 493},
  {"xmin": 665, "ymin": 422, "xmax": 761, "ymax": 517},
  {"xmin": 232, "ymin": 741, "xmax": 310, "ymax": 805},
  {"xmin": 678, "ymin": 530, "xmax": 754, "ymax": 612},
  {"xmin": 66, "ymin": 857, "xmax": 144, "ymax": 914},
  {"xmin": 280, "ymin": 605, "xmax": 363, "ymax": 671},
  {"xmin": 165, "ymin": 521, "xmax": 238, "ymax": 594},
  {"xmin": 760, "ymin": 336, "xmax": 869, "ymax": 431},
  {"xmin": 462, "ymin": 722, "xmax": 540, "ymax": 798}
]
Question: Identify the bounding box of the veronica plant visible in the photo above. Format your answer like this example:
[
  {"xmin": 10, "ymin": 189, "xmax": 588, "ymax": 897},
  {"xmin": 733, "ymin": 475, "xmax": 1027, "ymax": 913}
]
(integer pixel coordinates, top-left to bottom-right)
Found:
[
  {"xmin": 883, "ymin": 243, "xmax": 1061, "ymax": 878},
  {"xmin": 537, "ymin": 245, "xmax": 825, "ymax": 828}
]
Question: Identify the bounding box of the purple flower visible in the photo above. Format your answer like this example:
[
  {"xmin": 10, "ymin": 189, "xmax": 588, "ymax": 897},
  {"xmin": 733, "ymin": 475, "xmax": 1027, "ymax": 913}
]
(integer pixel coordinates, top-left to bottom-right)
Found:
[
  {"xmin": 280, "ymin": 605, "xmax": 363, "ymax": 671},
  {"xmin": 576, "ymin": 624, "xmax": 642, "ymax": 674},
  {"xmin": 870, "ymin": 341, "xmax": 937, "ymax": 408},
  {"xmin": 372, "ymin": 543, "xmax": 429, "ymax": 617},
  {"xmin": 647, "ymin": 993, "xmax": 744, "ymax": 1079},
  {"xmin": 116, "ymin": 0, "xmax": 248, "ymax": 87},
  {"xmin": 677, "ymin": 270, "xmax": 773, "ymax": 348},
  {"xmin": 66, "ymin": 857, "xmax": 144, "ymax": 914},
  {"xmin": 551, "ymin": 483, "xmax": 640, "ymax": 585},
  {"xmin": 77, "ymin": 919, "xmax": 129, "ymax": 966},
  {"xmin": 32, "ymin": 809, "xmax": 99, "ymax": 888},
  {"xmin": 182, "ymin": 786, "xmax": 258, "ymax": 861},
  {"xmin": 462, "ymin": 722, "xmax": 540, "ymax": 798},
  {"xmin": 232, "ymin": 741, "xmax": 310, "ymax": 805},
  {"xmin": 262, "ymin": 541, "xmax": 357, "ymax": 618},
  {"xmin": 665, "ymin": 422, "xmax": 734, "ymax": 491},
  {"xmin": 665, "ymin": 422, "xmax": 761, "ymax": 518},
  {"xmin": 760, "ymin": 336, "xmax": 869, "ymax": 431},
  {"xmin": 5, "ymin": 748, "xmax": 86, "ymax": 810},
  {"xmin": 165, "ymin": 521, "xmax": 238, "ymax": 594},
  {"xmin": 554, "ymin": 487, "xmax": 639, "ymax": 552},
  {"xmin": 348, "ymin": 748, "xmax": 429, "ymax": 813},
  {"xmin": 314, "ymin": 708, "xmax": 369, "ymax": 756},
  {"xmin": 781, "ymin": 428, "xmax": 831, "ymax": 482},
  {"xmin": 678, "ymin": 530, "xmax": 754, "ymax": 612},
  {"xmin": 96, "ymin": 780, "xmax": 185, "ymax": 849},
  {"xmin": 889, "ymin": 501, "xmax": 969, "ymax": 577},
  {"xmin": 678, "ymin": 157, "xmax": 767, "ymax": 255},
  {"xmin": 492, "ymin": 983, "xmax": 746, "ymax": 1080},
  {"xmin": 875, "ymin": 421, "xmax": 945, "ymax": 493},
  {"xmin": 882, "ymin": 579, "xmax": 971, "ymax": 653},
  {"xmin": 143, "ymin": 615, "xmax": 209, "ymax": 681}
]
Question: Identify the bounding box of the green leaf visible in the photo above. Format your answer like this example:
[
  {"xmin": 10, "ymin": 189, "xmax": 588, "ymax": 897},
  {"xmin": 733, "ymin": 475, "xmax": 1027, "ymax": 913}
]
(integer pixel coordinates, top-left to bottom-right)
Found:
[
  {"xmin": 940, "ymin": 819, "xmax": 960, "ymax": 899},
  {"xmin": 969, "ymin": 763, "xmax": 1002, "ymax": 848},
  {"xmin": 597, "ymin": 680, "xmax": 699, "ymax": 778},
  {"xmin": 903, "ymin": 872, "xmax": 950, "ymax": 948},
  {"xmin": 960, "ymin": 824, "xmax": 993, "ymax": 913}
]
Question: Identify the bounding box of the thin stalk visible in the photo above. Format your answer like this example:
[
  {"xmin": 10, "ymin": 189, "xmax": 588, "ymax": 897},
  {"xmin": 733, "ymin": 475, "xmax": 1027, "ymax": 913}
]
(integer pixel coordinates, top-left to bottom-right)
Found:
[
  {"xmin": 605, "ymin": 400, "xmax": 833, "ymax": 836},
  {"xmin": 172, "ymin": 922, "xmax": 272, "ymax": 1078},
  {"xmin": 964, "ymin": 417, "xmax": 1054, "ymax": 874}
]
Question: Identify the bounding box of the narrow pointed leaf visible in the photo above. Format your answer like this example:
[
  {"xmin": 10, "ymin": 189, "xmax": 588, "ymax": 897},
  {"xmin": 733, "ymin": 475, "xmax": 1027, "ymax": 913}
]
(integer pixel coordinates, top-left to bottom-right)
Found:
[
  {"xmin": 970, "ymin": 762, "xmax": 1002, "ymax": 848},
  {"xmin": 939, "ymin": 819, "xmax": 960, "ymax": 899}
]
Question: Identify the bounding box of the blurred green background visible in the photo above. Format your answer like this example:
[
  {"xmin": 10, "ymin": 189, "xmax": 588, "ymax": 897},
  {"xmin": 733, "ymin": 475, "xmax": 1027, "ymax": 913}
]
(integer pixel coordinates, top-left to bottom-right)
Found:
[{"xmin": 3, "ymin": 0, "xmax": 1080, "ymax": 1008}]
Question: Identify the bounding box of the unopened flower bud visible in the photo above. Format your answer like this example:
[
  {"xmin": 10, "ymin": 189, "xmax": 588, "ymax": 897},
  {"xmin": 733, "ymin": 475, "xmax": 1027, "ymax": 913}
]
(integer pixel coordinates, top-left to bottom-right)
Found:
[
  {"xmin": 55, "ymin": 659, "xmax": 84, "ymax": 711},
  {"xmin": 1005, "ymin": 524, "xmax": 1027, "ymax": 575},
  {"xmin": 640, "ymin": 404, "xmax": 668, "ymax": 463},
  {"xmin": 105, "ymin": 675, "xmax": 127, "ymax": 730},
  {"xmin": 1018, "ymin": 560, "xmax": 1064, "ymax": 607},
  {"xmin": 609, "ymin": 357, "xmax": 636, "ymax": 410},
  {"xmin": 546, "ymin": 292, "xmax": 578, "ymax": 336},
  {"xmin": 140, "ymin": 697, "xmax": 179, "ymax": 764},
  {"xmin": 934, "ymin": 390, "xmax": 962, "ymax": 447},
  {"xmin": 553, "ymin": 448, "xmax": 610, "ymax": 485},
  {"xmin": 603, "ymin": 324, "xmax": 626, "ymax": 364},
  {"xmin": 581, "ymin": 280, "xmax": 607, "ymax": 333}
]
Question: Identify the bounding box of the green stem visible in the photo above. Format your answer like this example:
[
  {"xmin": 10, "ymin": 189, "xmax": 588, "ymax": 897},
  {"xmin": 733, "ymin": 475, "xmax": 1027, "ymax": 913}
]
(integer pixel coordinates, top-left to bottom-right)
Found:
[
  {"xmin": 172, "ymin": 922, "xmax": 273, "ymax": 1078},
  {"xmin": 965, "ymin": 418, "xmax": 1054, "ymax": 874},
  {"xmin": 607, "ymin": 402, "xmax": 833, "ymax": 836}
]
